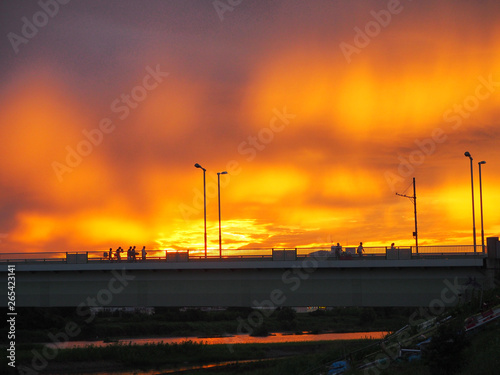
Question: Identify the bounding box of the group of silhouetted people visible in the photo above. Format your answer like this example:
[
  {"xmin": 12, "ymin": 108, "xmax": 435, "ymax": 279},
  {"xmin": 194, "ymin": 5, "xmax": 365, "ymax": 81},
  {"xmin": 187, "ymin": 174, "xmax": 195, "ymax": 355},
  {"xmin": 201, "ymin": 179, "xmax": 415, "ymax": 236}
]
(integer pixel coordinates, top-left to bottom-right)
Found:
[
  {"xmin": 106, "ymin": 246, "xmax": 147, "ymax": 262},
  {"xmin": 331, "ymin": 242, "xmax": 365, "ymax": 259}
]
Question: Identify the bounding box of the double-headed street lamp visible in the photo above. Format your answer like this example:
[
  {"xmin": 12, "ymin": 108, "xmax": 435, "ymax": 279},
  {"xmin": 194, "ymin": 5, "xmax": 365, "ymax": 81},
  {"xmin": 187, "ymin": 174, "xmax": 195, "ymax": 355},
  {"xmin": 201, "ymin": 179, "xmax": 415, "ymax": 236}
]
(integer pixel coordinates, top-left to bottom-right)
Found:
[
  {"xmin": 217, "ymin": 171, "xmax": 228, "ymax": 258},
  {"xmin": 478, "ymin": 161, "xmax": 486, "ymax": 253},
  {"xmin": 464, "ymin": 152, "xmax": 477, "ymax": 254},
  {"xmin": 194, "ymin": 163, "xmax": 207, "ymax": 258}
]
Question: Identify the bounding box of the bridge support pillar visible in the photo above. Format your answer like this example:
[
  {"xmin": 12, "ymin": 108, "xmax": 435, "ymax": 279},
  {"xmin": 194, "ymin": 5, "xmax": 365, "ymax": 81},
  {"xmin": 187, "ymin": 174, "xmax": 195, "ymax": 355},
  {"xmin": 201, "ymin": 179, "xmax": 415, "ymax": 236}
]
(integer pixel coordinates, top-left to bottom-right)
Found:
[{"xmin": 486, "ymin": 237, "xmax": 500, "ymax": 288}]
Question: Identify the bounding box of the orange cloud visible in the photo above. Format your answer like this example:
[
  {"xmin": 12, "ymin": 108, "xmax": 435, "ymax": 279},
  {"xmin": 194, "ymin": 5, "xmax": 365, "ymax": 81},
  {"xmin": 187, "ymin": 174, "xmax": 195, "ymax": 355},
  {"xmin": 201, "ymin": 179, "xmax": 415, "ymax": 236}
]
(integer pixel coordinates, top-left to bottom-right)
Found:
[
  {"xmin": 226, "ymin": 166, "xmax": 310, "ymax": 205},
  {"xmin": 1, "ymin": 1, "xmax": 499, "ymax": 256},
  {"xmin": 0, "ymin": 72, "xmax": 84, "ymax": 185}
]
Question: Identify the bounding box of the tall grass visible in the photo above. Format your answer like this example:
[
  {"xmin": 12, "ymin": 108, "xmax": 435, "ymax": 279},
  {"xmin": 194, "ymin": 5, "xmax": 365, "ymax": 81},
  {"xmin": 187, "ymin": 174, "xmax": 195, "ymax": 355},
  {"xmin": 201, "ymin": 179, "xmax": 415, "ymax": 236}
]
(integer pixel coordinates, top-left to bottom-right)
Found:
[{"xmin": 7, "ymin": 339, "xmax": 373, "ymax": 373}]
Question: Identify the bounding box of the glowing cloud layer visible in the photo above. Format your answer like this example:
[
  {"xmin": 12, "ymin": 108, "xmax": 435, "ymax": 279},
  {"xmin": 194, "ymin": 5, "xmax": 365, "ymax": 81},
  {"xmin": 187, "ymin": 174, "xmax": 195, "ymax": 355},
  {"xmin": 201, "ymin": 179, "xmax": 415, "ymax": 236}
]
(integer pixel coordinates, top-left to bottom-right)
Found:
[{"xmin": 0, "ymin": 0, "xmax": 499, "ymax": 255}]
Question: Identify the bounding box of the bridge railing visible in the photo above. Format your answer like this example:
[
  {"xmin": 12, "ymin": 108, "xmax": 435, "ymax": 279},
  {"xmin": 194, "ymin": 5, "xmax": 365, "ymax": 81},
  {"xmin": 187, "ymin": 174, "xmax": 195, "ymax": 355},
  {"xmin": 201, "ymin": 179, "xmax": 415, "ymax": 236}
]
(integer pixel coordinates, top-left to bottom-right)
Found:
[
  {"xmin": 416, "ymin": 244, "xmax": 478, "ymax": 254},
  {"xmin": 0, "ymin": 251, "xmax": 68, "ymax": 263},
  {"xmin": 197, "ymin": 248, "xmax": 274, "ymax": 260},
  {"xmin": 0, "ymin": 244, "xmax": 485, "ymax": 264}
]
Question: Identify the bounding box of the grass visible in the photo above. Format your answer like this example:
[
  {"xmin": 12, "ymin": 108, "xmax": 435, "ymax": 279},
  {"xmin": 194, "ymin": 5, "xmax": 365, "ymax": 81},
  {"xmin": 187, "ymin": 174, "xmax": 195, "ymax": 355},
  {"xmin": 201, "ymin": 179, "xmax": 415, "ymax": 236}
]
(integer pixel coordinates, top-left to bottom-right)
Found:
[
  {"xmin": 4, "ymin": 311, "xmax": 500, "ymax": 374},
  {"xmin": 6, "ymin": 339, "xmax": 374, "ymax": 374},
  {"xmin": 2, "ymin": 306, "xmax": 409, "ymax": 344},
  {"xmin": 457, "ymin": 322, "xmax": 500, "ymax": 375},
  {"xmin": 4, "ymin": 295, "xmax": 500, "ymax": 374},
  {"xmin": 345, "ymin": 321, "xmax": 500, "ymax": 375}
]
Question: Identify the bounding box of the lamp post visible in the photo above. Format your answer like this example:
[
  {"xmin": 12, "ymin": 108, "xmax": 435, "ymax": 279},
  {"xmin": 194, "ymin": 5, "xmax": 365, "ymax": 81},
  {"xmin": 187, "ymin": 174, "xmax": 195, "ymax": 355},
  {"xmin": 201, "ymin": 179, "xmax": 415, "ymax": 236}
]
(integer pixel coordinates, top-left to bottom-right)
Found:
[
  {"xmin": 217, "ymin": 171, "xmax": 228, "ymax": 258},
  {"xmin": 464, "ymin": 152, "xmax": 476, "ymax": 254},
  {"xmin": 194, "ymin": 163, "xmax": 207, "ymax": 258},
  {"xmin": 478, "ymin": 161, "xmax": 486, "ymax": 253}
]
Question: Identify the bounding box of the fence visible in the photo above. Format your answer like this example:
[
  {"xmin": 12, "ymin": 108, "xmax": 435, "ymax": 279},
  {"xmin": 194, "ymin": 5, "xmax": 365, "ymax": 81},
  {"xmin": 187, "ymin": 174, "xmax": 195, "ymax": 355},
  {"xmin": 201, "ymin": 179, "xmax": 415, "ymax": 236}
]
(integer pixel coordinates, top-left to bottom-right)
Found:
[{"xmin": 0, "ymin": 244, "xmax": 483, "ymax": 264}]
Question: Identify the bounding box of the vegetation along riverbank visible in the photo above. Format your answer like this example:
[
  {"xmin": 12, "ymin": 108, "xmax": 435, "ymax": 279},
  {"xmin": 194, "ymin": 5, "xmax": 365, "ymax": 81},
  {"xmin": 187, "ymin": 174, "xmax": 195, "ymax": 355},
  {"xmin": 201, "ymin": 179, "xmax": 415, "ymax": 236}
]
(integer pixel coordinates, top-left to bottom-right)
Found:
[
  {"xmin": 2, "ymin": 306, "xmax": 410, "ymax": 343},
  {"xmin": 2, "ymin": 286, "xmax": 499, "ymax": 374}
]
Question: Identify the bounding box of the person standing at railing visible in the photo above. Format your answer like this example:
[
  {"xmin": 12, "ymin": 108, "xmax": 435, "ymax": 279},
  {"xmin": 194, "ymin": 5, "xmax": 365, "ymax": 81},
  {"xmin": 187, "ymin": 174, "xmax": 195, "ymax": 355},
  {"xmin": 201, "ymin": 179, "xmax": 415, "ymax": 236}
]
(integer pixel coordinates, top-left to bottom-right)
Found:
[
  {"xmin": 141, "ymin": 246, "xmax": 147, "ymax": 261},
  {"xmin": 115, "ymin": 247, "xmax": 122, "ymax": 262},
  {"xmin": 390, "ymin": 243, "xmax": 396, "ymax": 250},
  {"xmin": 335, "ymin": 243, "xmax": 342, "ymax": 259},
  {"xmin": 357, "ymin": 242, "xmax": 364, "ymax": 258},
  {"xmin": 108, "ymin": 248, "xmax": 113, "ymax": 262}
]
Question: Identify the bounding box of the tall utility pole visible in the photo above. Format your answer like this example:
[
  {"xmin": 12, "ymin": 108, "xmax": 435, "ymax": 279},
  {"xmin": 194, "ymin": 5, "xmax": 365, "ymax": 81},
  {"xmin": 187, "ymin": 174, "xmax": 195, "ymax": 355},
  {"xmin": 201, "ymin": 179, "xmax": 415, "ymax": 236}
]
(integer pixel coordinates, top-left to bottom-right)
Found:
[
  {"xmin": 194, "ymin": 163, "xmax": 207, "ymax": 258},
  {"xmin": 464, "ymin": 152, "xmax": 477, "ymax": 254},
  {"xmin": 217, "ymin": 171, "xmax": 228, "ymax": 258},
  {"xmin": 478, "ymin": 161, "xmax": 486, "ymax": 253},
  {"xmin": 396, "ymin": 177, "xmax": 418, "ymax": 254}
]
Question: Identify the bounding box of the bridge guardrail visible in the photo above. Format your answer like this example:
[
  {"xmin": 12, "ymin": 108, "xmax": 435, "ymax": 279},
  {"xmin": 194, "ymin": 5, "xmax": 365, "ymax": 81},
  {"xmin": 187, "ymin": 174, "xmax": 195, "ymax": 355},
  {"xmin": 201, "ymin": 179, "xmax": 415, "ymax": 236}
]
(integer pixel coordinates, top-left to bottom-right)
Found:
[
  {"xmin": 386, "ymin": 248, "xmax": 411, "ymax": 260},
  {"xmin": 166, "ymin": 251, "xmax": 189, "ymax": 262},
  {"xmin": 272, "ymin": 249, "xmax": 297, "ymax": 261},
  {"xmin": 66, "ymin": 252, "xmax": 88, "ymax": 264},
  {"xmin": 0, "ymin": 245, "xmax": 485, "ymax": 264}
]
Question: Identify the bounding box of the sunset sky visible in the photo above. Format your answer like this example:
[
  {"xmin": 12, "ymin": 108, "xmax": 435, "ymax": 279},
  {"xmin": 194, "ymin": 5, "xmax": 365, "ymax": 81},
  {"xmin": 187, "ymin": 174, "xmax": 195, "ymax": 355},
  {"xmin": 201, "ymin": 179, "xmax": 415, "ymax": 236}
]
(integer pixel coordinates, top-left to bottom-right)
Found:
[{"xmin": 0, "ymin": 0, "xmax": 499, "ymax": 255}]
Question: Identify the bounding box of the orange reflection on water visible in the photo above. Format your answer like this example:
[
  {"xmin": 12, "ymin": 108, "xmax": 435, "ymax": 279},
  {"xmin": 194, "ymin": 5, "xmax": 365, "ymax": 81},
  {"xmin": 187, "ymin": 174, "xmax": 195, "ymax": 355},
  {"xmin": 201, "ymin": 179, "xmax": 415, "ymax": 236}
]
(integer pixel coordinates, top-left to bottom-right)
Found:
[{"xmin": 47, "ymin": 331, "xmax": 388, "ymax": 350}]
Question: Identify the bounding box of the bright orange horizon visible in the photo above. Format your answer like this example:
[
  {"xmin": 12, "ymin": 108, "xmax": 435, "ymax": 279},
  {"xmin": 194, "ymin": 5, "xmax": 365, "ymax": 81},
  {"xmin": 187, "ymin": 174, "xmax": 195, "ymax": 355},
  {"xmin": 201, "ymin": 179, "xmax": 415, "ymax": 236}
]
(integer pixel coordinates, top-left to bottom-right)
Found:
[{"xmin": 0, "ymin": 1, "xmax": 499, "ymax": 255}]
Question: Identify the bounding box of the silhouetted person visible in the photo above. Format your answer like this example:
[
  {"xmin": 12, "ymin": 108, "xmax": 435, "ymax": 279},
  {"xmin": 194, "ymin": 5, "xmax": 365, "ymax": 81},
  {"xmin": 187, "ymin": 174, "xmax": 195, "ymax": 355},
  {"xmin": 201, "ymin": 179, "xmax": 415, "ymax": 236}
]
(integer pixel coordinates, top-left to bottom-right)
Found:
[
  {"xmin": 141, "ymin": 246, "xmax": 147, "ymax": 261},
  {"xmin": 390, "ymin": 243, "xmax": 396, "ymax": 250},
  {"xmin": 335, "ymin": 243, "xmax": 342, "ymax": 259},
  {"xmin": 115, "ymin": 247, "xmax": 121, "ymax": 262},
  {"xmin": 357, "ymin": 242, "xmax": 364, "ymax": 258},
  {"xmin": 132, "ymin": 246, "xmax": 137, "ymax": 262},
  {"xmin": 127, "ymin": 246, "xmax": 132, "ymax": 262},
  {"xmin": 108, "ymin": 248, "xmax": 113, "ymax": 261}
]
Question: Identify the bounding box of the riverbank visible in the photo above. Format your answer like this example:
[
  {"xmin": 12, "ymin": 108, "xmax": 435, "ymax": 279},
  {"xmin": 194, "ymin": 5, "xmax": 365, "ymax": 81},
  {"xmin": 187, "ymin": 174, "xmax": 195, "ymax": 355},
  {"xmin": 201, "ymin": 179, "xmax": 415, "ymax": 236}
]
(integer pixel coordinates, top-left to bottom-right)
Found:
[
  {"xmin": 0, "ymin": 306, "xmax": 406, "ymax": 374},
  {"xmin": 363, "ymin": 320, "xmax": 500, "ymax": 375},
  {"xmin": 4, "ymin": 306, "xmax": 410, "ymax": 343},
  {"xmin": 43, "ymin": 331, "xmax": 387, "ymax": 349},
  {"xmin": 5, "ymin": 322, "xmax": 500, "ymax": 375},
  {"xmin": 4, "ymin": 295, "xmax": 500, "ymax": 375},
  {"xmin": 8, "ymin": 339, "xmax": 377, "ymax": 374}
]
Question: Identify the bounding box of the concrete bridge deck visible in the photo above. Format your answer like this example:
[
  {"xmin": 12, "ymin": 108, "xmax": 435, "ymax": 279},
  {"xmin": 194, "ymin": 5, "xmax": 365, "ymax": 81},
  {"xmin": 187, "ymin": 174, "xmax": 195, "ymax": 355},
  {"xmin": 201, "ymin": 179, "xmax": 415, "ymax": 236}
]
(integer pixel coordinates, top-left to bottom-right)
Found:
[{"xmin": 1, "ymin": 253, "xmax": 492, "ymax": 308}]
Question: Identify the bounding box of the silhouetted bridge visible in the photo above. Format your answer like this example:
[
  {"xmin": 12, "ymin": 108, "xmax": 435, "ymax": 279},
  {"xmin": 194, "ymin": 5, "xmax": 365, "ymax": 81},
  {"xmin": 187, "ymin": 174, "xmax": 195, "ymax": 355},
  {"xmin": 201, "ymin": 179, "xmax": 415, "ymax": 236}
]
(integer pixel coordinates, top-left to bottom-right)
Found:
[{"xmin": 2, "ymin": 240, "xmax": 499, "ymax": 308}]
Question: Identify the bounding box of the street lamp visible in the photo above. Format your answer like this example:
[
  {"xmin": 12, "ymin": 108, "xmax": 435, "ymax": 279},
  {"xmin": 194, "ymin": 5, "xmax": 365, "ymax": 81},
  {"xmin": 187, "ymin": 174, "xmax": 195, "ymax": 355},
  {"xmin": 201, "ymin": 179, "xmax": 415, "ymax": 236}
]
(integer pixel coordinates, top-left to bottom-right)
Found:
[
  {"xmin": 478, "ymin": 161, "xmax": 486, "ymax": 253},
  {"xmin": 217, "ymin": 171, "xmax": 228, "ymax": 258},
  {"xmin": 194, "ymin": 163, "xmax": 207, "ymax": 258},
  {"xmin": 464, "ymin": 152, "xmax": 476, "ymax": 254}
]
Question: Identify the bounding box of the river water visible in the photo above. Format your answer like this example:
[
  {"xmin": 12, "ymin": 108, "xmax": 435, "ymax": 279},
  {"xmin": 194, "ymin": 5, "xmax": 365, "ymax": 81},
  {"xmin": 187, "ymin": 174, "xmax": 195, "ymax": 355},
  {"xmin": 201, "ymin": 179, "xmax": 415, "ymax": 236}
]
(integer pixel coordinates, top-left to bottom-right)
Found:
[
  {"xmin": 46, "ymin": 331, "xmax": 387, "ymax": 349},
  {"xmin": 45, "ymin": 331, "xmax": 387, "ymax": 375}
]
